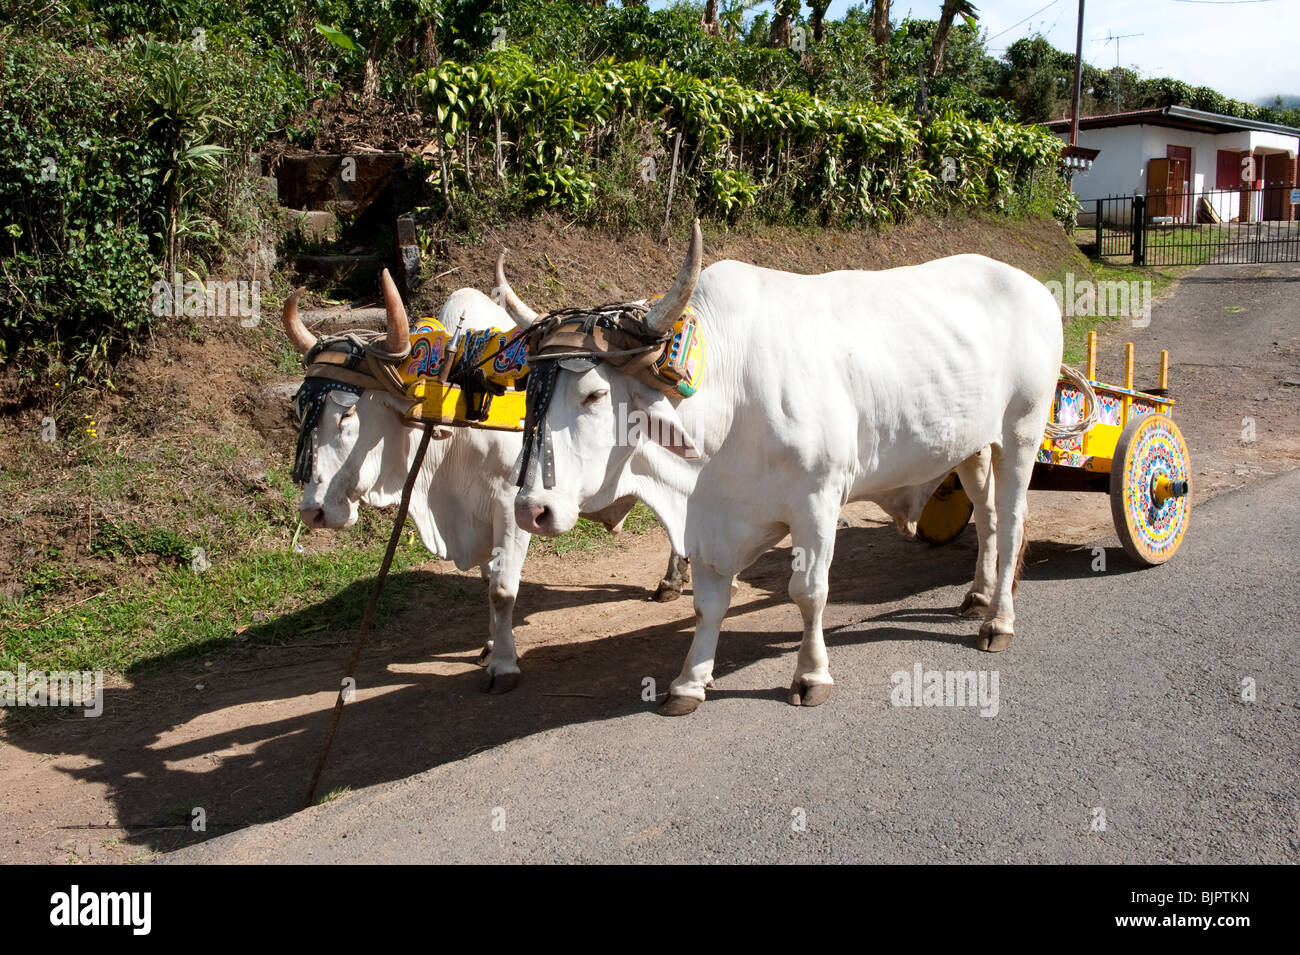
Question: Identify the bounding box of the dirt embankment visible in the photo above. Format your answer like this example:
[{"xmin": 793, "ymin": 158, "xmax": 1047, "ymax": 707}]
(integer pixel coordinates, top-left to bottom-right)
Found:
[{"xmin": 414, "ymin": 212, "xmax": 1089, "ymax": 316}]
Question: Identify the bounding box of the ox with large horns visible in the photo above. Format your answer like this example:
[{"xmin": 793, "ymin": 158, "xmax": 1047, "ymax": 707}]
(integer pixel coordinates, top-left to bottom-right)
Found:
[
  {"xmin": 504, "ymin": 222, "xmax": 1060, "ymax": 715},
  {"xmin": 282, "ymin": 271, "xmax": 694, "ymax": 692}
]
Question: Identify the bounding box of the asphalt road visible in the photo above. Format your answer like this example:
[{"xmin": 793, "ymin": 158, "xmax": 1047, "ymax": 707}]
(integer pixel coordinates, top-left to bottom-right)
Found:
[{"xmin": 167, "ymin": 465, "xmax": 1300, "ymax": 864}]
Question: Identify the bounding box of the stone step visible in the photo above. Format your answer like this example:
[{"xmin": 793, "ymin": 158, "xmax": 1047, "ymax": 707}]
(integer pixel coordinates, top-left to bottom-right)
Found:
[
  {"xmin": 293, "ymin": 253, "xmax": 383, "ymax": 285},
  {"xmin": 266, "ymin": 152, "xmax": 405, "ymax": 216},
  {"xmin": 297, "ymin": 307, "xmax": 389, "ymax": 334},
  {"xmin": 287, "ymin": 209, "xmax": 337, "ymax": 243}
]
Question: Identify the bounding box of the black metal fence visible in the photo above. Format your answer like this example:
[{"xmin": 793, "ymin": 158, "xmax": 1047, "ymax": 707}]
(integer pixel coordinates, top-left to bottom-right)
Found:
[{"xmin": 1081, "ymin": 185, "xmax": 1300, "ymax": 266}]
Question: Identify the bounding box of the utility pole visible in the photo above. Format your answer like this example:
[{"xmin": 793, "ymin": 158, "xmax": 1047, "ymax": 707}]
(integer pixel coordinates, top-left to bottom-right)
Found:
[{"xmin": 1070, "ymin": 0, "xmax": 1085, "ymax": 145}]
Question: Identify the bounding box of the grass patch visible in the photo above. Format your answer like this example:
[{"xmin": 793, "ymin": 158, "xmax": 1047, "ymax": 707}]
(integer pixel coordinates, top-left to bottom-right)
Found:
[
  {"xmin": 313, "ymin": 786, "xmax": 353, "ymax": 806},
  {"xmin": 1141, "ymin": 227, "xmax": 1215, "ymax": 267},
  {"xmin": 0, "ymin": 520, "xmax": 447, "ymax": 674},
  {"xmin": 1, "ymin": 468, "xmax": 661, "ymax": 675}
]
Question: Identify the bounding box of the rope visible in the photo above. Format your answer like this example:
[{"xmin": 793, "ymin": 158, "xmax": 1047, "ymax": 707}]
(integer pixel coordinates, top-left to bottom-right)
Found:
[
  {"xmin": 1042, "ymin": 363, "xmax": 1100, "ymax": 443},
  {"xmin": 520, "ymin": 300, "xmax": 668, "ymax": 353},
  {"xmin": 524, "ymin": 345, "xmax": 659, "ymax": 361},
  {"xmin": 304, "ymin": 421, "xmax": 435, "ymax": 808},
  {"xmin": 305, "ymin": 329, "xmax": 410, "ymax": 366}
]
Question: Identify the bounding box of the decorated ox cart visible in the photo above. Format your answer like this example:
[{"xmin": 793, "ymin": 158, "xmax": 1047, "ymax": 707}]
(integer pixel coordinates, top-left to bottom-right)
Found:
[{"xmin": 917, "ymin": 331, "xmax": 1192, "ymax": 565}]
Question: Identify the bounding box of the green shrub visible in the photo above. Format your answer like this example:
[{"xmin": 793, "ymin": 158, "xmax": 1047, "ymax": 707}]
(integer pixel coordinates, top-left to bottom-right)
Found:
[
  {"xmin": 0, "ymin": 31, "xmax": 300, "ymax": 385},
  {"xmin": 415, "ymin": 56, "xmax": 1065, "ymax": 230}
]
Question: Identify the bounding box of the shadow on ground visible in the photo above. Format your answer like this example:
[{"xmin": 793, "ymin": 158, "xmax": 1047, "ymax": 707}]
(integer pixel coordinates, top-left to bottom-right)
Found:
[{"xmin": 2, "ymin": 519, "xmax": 1111, "ymax": 857}]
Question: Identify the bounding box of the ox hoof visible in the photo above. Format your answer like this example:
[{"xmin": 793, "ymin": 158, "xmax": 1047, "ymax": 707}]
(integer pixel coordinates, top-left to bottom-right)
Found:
[
  {"xmin": 976, "ymin": 621, "xmax": 1014, "ymax": 653},
  {"xmin": 475, "ymin": 646, "xmax": 492, "ymax": 667},
  {"xmin": 957, "ymin": 592, "xmax": 991, "ymax": 619},
  {"xmin": 482, "ymin": 670, "xmax": 520, "ymax": 694},
  {"xmin": 788, "ymin": 679, "xmax": 833, "ymax": 707},
  {"xmin": 652, "ymin": 582, "xmax": 683, "ymax": 603},
  {"xmin": 658, "ymin": 694, "xmax": 701, "ymax": 717}
]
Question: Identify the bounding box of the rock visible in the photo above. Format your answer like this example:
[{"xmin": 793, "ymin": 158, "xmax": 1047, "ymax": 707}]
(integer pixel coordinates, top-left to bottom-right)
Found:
[
  {"xmin": 293, "ymin": 209, "xmax": 337, "ymax": 243},
  {"xmin": 247, "ymin": 381, "xmax": 301, "ymax": 435}
]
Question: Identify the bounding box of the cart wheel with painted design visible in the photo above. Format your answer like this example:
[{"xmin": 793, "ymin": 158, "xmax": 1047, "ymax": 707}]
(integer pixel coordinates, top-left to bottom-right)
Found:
[{"xmin": 1109, "ymin": 411, "xmax": 1191, "ymax": 565}]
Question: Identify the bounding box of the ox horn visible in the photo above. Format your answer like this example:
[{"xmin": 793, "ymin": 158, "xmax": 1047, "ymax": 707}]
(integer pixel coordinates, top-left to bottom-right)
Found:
[
  {"xmin": 282, "ymin": 287, "xmax": 316, "ymax": 355},
  {"xmin": 495, "ymin": 249, "xmax": 539, "ymax": 329},
  {"xmin": 645, "ymin": 218, "xmax": 702, "ymax": 337},
  {"xmin": 379, "ymin": 268, "xmax": 410, "ymax": 354}
]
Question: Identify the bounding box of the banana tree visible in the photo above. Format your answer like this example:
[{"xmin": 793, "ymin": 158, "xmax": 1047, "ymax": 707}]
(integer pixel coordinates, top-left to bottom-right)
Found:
[{"xmin": 927, "ymin": 1, "xmax": 979, "ymax": 77}]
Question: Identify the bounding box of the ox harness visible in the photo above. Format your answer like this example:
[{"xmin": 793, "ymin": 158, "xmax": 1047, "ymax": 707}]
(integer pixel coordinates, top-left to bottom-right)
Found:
[
  {"xmin": 514, "ymin": 300, "xmax": 704, "ymax": 489},
  {"xmin": 291, "ymin": 322, "xmax": 535, "ymax": 484},
  {"xmin": 291, "ymin": 332, "xmax": 412, "ymax": 484}
]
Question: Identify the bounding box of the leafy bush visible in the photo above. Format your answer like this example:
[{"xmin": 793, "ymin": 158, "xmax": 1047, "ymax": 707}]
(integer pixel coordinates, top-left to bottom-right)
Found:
[
  {"xmin": 0, "ymin": 31, "xmax": 300, "ymax": 385},
  {"xmin": 416, "ymin": 56, "xmax": 1065, "ymax": 230}
]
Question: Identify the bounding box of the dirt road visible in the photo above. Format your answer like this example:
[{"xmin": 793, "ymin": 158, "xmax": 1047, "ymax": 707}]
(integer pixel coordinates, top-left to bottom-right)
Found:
[{"xmin": 2, "ymin": 260, "xmax": 1298, "ymax": 863}]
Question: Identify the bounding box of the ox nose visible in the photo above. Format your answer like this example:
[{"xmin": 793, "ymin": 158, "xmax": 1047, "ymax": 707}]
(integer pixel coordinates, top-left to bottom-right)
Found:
[
  {"xmin": 514, "ymin": 502, "xmax": 552, "ymax": 536},
  {"xmin": 299, "ymin": 507, "xmax": 326, "ymax": 529}
]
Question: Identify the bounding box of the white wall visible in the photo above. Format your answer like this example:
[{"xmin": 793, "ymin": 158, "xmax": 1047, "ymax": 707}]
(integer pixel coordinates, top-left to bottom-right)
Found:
[
  {"xmin": 1060, "ymin": 126, "xmax": 1147, "ymax": 200},
  {"xmin": 1056, "ymin": 123, "xmax": 1300, "ymax": 221}
]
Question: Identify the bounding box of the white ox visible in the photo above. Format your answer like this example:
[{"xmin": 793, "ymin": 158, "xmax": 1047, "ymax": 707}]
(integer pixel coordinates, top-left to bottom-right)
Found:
[
  {"xmin": 282, "ymin": 272, "xmax": 688, "ymax": 693},
  {"xmin": 504, "ymin": 223, "xmax": 1061, "ymax": 714}
]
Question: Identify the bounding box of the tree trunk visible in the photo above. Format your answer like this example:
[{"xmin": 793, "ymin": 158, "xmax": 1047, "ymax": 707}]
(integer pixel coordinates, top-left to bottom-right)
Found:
[
  {"xmin": 702, "ymin": 0, "xmax": 720, "ymax": 36},
  {"xmin": 810, "ymin": 2, "xmax": 829, "ymax": 43},
  {"xmin": 361, "ymin": 38, "xmax": 380, "ymax": 102},
  {"xmin": 769, "ymin": 14, "xmax": 791, "ymax": 49},
  {"xmin": 927, "ymin": 1, "xmax": 967, "ymax": 77},
  {"xmin": 871, "ymin": 0, "xmax": 892, "ymax": 93},
  {"xmin": 420, "ymin": 19, "xmax": 439, "ymax": 69}
]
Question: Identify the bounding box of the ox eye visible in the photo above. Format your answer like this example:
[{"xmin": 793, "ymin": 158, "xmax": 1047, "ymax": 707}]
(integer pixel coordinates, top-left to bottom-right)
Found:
[{"xmin": 582, "ymin": 389, "xmax": 609, "ymax": 407}]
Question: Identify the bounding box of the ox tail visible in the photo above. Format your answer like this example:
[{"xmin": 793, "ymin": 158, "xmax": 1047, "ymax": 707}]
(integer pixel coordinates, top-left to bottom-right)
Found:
[{"xmin": 1011, "ymin": 525, "xmax": 1028, "ymax": 595}]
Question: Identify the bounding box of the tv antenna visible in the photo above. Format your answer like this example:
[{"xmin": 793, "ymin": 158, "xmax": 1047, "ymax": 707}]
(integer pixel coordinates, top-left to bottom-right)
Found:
[{"xmin": 1104, "ymin": 30, "xmax": 1144, "ymax": 108}]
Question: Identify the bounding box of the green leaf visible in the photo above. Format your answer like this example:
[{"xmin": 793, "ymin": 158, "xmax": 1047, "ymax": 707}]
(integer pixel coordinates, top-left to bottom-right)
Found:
[{"xmin": 315, "ymin": 24, "xmax": 359, "ymax": 53}]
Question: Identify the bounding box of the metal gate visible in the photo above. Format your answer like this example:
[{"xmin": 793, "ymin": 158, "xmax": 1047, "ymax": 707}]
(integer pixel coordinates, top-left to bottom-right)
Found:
[{"xmin": 1086, "ymin": 185, "xmax": 1300, "ymax": 266}]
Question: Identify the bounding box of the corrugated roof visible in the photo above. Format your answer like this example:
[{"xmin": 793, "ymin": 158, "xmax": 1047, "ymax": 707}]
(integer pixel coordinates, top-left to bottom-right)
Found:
[{"xmin": 1043, "ymin": 105, "xmax": 1300, "ymax": 138}]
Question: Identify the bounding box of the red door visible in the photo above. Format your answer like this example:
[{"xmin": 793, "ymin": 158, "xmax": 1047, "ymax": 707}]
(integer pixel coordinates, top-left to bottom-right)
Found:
[
  {"xmin": 1261, "ymin": 154, "xmax": 1286, "ymax": 220},
  {"xmin": 1216, "ymin": 149, "xmax": 1240, "ymax": 189},
  {"xmin": 1166, "ymin": 145, "xmax": 1193, "ymax": 221}
]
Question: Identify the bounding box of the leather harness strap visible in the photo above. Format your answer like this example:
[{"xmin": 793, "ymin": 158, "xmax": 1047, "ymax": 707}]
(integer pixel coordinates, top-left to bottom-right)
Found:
[
  {"xmin": 514, "ymin": 302, "xmax": 681, "ymax": 490},
  {"xmin": 292, "ymin": 332, "xmax": 417, "ymax": 483}
]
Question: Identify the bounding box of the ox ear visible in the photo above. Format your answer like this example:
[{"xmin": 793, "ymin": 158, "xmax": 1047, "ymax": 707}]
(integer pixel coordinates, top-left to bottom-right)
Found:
[{"xmin": 632, "ymin": 391, "xmax": 699, "ymax": 461}]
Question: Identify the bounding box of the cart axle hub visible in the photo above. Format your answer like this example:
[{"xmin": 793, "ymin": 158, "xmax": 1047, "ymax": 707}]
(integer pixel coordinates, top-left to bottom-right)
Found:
[{"xmin": 1152, "ymin": 475, "xmax": 1190, "ymax": 504}]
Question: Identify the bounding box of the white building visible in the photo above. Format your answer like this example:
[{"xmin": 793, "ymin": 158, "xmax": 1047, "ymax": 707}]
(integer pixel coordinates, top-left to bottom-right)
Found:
[{"xmin": 1045, "ymin": 106, "xmax": 1299, "ymax": 224}]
